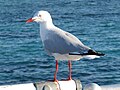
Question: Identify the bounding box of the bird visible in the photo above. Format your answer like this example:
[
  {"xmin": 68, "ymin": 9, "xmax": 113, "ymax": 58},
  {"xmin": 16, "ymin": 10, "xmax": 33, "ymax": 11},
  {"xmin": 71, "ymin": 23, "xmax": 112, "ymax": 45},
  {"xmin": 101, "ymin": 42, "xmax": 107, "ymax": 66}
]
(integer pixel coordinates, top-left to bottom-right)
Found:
[{"xmin": 26, "ymin": 10, "xmax": 105, "ymax": 82}]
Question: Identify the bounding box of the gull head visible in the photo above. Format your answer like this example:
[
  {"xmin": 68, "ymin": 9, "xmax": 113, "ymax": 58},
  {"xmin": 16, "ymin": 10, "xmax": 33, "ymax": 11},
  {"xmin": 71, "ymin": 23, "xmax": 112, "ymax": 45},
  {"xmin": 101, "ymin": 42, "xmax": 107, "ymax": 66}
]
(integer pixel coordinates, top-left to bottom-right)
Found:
[{"xmin": 26, "ymin": 10, "xmax": 52, "ymax": 23}]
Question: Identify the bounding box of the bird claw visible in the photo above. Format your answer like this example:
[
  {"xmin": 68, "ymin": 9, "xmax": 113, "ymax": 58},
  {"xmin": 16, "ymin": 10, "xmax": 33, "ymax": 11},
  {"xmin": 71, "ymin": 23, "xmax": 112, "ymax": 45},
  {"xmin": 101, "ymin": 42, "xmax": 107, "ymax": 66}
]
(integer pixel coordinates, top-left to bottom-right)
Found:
[
  {"xmin": 68, "ymin": 77, "xmax": 72, "ymax": 80},
  {"xmin": 54, "ymin": 79, "xmax": 59, "ymax": 83}
]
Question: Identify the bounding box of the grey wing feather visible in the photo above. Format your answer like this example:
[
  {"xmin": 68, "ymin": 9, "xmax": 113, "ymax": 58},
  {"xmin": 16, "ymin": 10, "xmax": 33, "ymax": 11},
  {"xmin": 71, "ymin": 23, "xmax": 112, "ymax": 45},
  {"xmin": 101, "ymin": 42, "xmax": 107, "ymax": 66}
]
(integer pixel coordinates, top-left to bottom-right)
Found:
[{"xmin": 43, "ymin": 28, "xmax": 90, "ymax": 55}]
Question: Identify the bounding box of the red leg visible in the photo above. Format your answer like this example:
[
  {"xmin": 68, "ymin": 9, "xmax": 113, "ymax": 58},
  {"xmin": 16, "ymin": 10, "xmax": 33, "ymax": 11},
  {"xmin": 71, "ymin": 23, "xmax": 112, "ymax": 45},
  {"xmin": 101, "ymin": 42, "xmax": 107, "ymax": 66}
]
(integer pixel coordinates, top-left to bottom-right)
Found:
[
  {"xmin": 68, "ymin": 60, "xmax": 72, "ymax": 80},
  {"xmin": 54, "ymin": 60, "xmax": 58, "ymax": 82}
]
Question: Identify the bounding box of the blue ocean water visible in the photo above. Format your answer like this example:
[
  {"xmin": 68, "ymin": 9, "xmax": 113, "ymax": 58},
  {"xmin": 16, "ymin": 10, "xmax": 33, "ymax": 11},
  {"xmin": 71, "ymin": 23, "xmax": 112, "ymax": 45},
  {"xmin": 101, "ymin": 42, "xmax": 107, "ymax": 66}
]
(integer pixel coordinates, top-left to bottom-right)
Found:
[{"xmin": 0, "ymin": 0, "xmax": 120, "ymax": 86}]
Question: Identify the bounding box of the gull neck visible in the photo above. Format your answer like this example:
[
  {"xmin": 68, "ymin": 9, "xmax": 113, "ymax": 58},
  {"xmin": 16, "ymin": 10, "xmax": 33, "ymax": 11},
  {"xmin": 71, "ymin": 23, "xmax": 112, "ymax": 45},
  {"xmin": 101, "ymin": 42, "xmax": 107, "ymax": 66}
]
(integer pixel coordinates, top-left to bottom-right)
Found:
[{"xmin": 40, "ymin": 21, "xmax": 54, "ymax": 29}]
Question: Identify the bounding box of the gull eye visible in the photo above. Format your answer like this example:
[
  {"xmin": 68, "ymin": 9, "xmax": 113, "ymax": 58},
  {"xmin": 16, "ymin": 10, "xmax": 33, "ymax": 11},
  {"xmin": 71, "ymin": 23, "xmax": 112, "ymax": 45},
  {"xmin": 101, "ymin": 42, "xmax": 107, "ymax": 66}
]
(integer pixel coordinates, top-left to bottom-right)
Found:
[{"xmin": 39, "ymin": 15, "xmax": 41, "ymax": 17}]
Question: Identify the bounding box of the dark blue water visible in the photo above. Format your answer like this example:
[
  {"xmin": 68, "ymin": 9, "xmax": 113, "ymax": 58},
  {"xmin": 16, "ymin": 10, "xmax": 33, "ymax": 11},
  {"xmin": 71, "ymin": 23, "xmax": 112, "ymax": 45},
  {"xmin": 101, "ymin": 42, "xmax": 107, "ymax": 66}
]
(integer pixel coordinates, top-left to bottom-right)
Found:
[{"xmin": 0, "ymin": 0, "xmax": 120, "ymax": 86}]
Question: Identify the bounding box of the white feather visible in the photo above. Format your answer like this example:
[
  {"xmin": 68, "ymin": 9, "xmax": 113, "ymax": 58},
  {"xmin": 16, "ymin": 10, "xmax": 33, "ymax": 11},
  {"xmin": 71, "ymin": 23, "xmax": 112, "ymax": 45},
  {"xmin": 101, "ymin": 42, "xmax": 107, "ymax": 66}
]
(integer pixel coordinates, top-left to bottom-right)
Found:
[{"xmin": 83, "ymin": 55, "xmax": 100, "ymax": 59}]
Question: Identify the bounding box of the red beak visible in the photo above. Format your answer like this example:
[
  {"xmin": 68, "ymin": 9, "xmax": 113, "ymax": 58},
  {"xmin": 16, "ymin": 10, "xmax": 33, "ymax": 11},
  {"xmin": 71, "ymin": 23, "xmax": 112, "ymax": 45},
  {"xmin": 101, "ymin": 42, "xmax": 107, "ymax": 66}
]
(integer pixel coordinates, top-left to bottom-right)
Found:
[{"xmin": 26, "ymin": 18, "xmax": 34, "ymax": 23}]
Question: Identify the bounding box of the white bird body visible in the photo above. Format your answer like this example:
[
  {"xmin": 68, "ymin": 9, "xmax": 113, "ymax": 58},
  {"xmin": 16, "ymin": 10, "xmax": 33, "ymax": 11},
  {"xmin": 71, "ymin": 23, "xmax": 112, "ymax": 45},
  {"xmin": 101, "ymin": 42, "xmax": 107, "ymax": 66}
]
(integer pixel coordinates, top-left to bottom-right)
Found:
[
  {"xmin": 39, "ymin": 22, "xmax": 88, "ymax": 60},
  {"xmin": 39, "ymin": 16, "xmax": 101, "ymax": 60},
  {"xmin": 26, "ymin": 10, "xmax": 104, "ymax": 81}
]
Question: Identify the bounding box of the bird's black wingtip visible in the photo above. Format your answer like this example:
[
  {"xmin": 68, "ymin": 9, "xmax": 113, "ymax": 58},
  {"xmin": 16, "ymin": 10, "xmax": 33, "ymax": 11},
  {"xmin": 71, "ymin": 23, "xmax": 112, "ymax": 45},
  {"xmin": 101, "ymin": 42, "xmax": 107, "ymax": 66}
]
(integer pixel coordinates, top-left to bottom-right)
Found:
[
  {"xmin": 69, "ymin": 50, "xmax": 105, "ymax": 56},
  {"xmin": 97, "ymin": 53, "xmax": 105, "ymax": 56},
  {"xmin": 88, "ymin": 49, "xmax": 105, "ymax": 56}
]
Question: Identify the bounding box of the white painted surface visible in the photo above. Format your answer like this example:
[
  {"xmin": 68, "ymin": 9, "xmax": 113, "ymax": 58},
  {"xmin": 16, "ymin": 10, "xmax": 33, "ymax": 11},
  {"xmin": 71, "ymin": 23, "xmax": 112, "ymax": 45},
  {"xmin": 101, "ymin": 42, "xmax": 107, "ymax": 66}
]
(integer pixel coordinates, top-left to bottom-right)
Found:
[
  {"xmin": 84, "ymin": 83, "xmax": 120, "ymax": 90},
  {"xmin": 0, "ymin": 83, "xmax": 36, "ymax": 90},
  {"xmin": 0, "ymin": 80, "xmax": 81, "ymax": 90},
  {"xmin": 84, "ymin": 83, "xmax": 101, "ymax": 90},
  {"xmin": 35, "ymin": 80, "xmax": 78, "ymax": 90},
  {"xmin": 58, "ymin": 80, "xmax": 76, "ymax": 90},
  {"xmin": 101, "ymin": 84, "xmax": 120, "ymax": 90},
  {"xmin": 1, "ymin": 80, "xmax": 120, "ymax": 90}
]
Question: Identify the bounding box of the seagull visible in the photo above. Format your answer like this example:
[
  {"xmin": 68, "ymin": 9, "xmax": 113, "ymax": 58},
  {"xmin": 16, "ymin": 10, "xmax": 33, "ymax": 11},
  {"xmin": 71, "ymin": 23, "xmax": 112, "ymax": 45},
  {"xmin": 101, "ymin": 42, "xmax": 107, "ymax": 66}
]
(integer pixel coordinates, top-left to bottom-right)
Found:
[{"xmin": 26, "ymin": 10, "xmax": 104, "ymax": 82}]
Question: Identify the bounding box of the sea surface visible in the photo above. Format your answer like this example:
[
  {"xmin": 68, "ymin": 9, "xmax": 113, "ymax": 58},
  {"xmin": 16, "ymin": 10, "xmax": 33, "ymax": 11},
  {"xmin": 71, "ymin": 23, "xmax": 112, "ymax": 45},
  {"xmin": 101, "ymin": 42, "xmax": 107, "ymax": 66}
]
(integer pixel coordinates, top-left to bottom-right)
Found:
[{"xmin": 0, "ymin": 0, "xmax": 120, "ymax": 86}]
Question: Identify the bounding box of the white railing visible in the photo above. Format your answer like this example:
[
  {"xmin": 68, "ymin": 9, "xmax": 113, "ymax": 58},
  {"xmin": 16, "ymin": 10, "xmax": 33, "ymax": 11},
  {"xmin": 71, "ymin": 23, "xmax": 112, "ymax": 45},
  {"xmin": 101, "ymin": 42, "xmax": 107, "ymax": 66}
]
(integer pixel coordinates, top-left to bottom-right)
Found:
[{"xmin": 0, "ymin": 80, "xmax": 119, "ymax": 90}]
